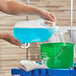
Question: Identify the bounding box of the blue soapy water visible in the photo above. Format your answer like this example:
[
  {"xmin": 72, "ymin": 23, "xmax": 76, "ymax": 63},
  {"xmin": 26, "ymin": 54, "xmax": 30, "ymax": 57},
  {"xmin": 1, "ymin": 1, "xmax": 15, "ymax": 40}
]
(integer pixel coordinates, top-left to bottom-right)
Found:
[{"xmin": 14, "ymin": 28, "xmax": 57, "ymax": 44}]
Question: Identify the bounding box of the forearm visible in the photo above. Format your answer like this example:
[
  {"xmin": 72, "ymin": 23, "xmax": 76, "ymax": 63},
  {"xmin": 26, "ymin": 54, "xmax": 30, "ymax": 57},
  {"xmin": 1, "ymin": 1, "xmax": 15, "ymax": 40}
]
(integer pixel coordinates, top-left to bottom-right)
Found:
[
  {"xmin": 0, "ymin": 0, "xmax": 42, "ymax": 15},
  {"xmin": 0, "ymin": 33, "xmax": 6, "ymax": 39}
]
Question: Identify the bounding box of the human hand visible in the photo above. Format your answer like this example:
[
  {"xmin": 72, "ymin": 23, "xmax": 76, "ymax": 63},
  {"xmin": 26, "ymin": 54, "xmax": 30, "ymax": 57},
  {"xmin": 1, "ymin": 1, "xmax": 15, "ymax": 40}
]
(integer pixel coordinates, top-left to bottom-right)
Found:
[
  {"xmin": 3, "ymin": 33, "xmax": 21, "ymax": 46},
  {"xmin": 39, "ymin": 9, "xmax": 56, "ymax": 22}
]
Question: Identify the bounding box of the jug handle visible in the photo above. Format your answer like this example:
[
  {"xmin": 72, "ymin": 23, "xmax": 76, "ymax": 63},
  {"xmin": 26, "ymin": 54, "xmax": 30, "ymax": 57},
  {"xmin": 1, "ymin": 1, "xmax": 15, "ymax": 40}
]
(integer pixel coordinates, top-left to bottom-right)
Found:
[{"xmin": 20, "ymin": 43, "xmax": 30, "ymax": 49}]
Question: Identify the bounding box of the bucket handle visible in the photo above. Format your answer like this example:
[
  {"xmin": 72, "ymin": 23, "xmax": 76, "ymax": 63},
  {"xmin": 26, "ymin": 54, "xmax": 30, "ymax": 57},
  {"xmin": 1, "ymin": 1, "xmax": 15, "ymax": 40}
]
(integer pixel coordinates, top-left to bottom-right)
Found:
[{"xmin": 50, "ymin": 47, "xmax": 65, "ymax": 62}]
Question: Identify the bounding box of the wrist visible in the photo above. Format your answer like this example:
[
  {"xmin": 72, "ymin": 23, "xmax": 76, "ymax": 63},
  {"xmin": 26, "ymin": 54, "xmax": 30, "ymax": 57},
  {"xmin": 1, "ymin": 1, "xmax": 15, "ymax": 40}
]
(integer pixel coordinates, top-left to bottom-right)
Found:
[
  {"xmin": 35, "ymin": 7, "xmax": 43, "ymax": 16},
  {"xmin": 29, "ymin": 6, "xmax": 43, "ymax": 16},
  {"xmin": 35, "ymin": 7, "xmax": 47, "ymax": 18}
]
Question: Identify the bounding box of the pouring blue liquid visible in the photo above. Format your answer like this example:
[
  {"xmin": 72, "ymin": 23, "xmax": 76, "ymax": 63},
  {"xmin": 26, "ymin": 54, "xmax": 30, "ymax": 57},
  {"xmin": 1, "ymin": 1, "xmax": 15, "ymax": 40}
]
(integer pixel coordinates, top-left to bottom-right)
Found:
[{"xmin": 14, "ymin": 27, "xmax": 57, "ymax": 44}]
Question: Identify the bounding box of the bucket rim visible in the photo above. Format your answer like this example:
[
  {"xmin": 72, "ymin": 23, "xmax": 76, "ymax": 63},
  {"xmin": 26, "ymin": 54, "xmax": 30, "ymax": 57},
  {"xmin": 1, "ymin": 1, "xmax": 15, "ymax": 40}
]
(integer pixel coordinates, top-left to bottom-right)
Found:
[{"xmin": 40, "ymin": 42, "xmax": 74, "ymax": 47}]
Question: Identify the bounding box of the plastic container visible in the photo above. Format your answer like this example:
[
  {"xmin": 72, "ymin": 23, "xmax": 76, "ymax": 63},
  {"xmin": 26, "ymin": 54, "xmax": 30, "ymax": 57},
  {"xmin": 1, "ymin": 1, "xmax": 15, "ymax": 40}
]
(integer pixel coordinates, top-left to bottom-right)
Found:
[
  {"xmin": 40, "ymin": 43, "xmax": 74, "ymax": 69},
  {"xmin": 14, "ymin": 19, "xmax": 59, "ymax": 44}
]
